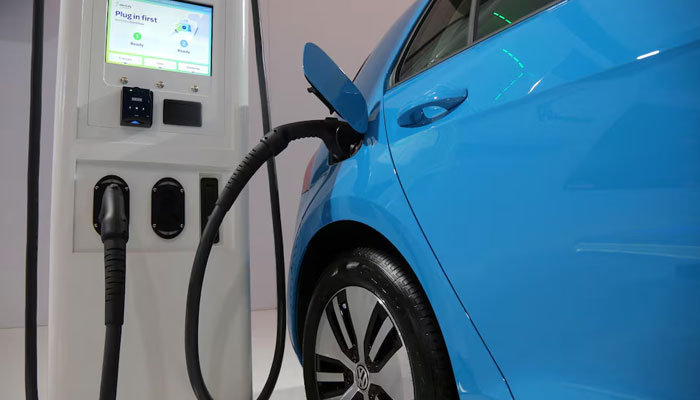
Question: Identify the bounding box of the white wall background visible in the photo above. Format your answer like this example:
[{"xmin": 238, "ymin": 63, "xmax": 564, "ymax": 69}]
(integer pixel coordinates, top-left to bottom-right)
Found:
[{"xmin": 0, "ymin": 0, "xmax": 415, "ymax": 328}]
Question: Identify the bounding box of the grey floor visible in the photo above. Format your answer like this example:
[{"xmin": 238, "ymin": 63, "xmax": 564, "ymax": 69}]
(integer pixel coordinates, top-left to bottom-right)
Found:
[{"xmin": 0, "ymin": 309, "xmax": 306, "ymax": 399}]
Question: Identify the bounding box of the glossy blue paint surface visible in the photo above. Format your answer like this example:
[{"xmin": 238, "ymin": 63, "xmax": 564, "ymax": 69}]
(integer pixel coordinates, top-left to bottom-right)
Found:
[
  {"xmin": 290, "ymin": 2, "xmax": 512, "ymax": 398},
  {"xmin": 289, "ymin": 87, "xmax": 513, "ymax": 400},
  {"xmin": 291, "ymin": 0, "xmax": 431, "ymax": 348},
  {"xmin": 290, "ymin": 0, "xmax": 700, "ymax": 398},
  {"xmin": 384, "ymin": 0, "xmax": 700, "ymax": 398}
]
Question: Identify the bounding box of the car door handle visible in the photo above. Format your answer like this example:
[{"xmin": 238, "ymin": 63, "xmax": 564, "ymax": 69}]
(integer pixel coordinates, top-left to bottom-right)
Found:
[{"xmin": 397, "ymin": 87, "xmax": 467, "ymax": 128}]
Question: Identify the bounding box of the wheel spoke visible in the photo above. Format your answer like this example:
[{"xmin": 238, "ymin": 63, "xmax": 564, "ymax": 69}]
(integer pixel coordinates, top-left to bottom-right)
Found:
[
  {"xmin": 326, "ymin": 385, "xmax": 360, "ymax": 400},
  {"xmin": 344, "ymin": 286, "xmax": 376, "ymax": 364},
  {"xmin": 369, "ymin": 345, "xmax": 412, "ymax": 400},
  {"xmin": 316, "ymin": 372, "xmax": 346, "ymax": 382},
  {"xmin": 317, "ymin": 310, "xmax": 356, "ymax": 370},
  {"xmin": 333, "ymin": 296, "xmax": 354, "ymax": 350},
  {"xmin": 322, "ymin": 289, "xmax": 361, "ymax": 363},
  {"xmin": 365, "ymin": 311, "xmax": 403, "ymax": 373},
  {"xmin": 366, "ymin": 309, "xmax": 393, "ymax": 363},
  {"xmin": 315, "ymin": 354, "xmax": 352, "ymax": 399}
]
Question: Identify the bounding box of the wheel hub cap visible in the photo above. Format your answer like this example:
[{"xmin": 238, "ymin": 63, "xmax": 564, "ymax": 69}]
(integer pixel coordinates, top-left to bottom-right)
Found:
[
  {"xmin": 355, "ymin": 365, "xmax": 370, "ymax": 391},
  {"xmin": 314, "ymin": 286, "xmax": 414, "ymax": 399}
]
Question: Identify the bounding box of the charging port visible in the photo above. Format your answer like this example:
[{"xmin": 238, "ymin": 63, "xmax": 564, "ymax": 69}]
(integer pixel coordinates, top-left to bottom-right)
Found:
[{"xmin": 93, "ymin": 175, "xmax": 130, "ymax": 235}]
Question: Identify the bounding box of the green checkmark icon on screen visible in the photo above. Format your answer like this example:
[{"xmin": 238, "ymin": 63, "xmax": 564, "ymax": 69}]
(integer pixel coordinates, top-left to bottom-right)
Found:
[{"xmin": 133, "ymin": 32, "xmax": 142, "ymax": 40}]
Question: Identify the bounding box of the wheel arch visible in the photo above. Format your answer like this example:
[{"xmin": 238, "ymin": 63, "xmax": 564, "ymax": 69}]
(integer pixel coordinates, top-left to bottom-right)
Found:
[{"xmin": 294, "ymin": 220, "xmax": 412, "ymax": 351}]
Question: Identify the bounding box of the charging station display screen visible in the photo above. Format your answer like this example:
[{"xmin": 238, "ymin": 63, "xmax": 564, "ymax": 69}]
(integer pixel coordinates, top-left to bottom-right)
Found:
[{"xmin": 106, "ymin": 0, "xmax": 213, "ymax": 76}]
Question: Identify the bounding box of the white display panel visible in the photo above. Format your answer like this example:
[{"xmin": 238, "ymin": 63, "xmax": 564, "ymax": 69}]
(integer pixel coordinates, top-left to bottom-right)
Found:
[{"xmin": 106, "ymin": 0, "xmax": 213, "ymax": 76}]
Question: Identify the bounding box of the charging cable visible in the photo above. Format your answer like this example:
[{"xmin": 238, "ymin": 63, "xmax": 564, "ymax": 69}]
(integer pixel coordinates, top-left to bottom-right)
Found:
[
  {"xmin": 185, "ymin": 5, "xmax": 363, "ymax": 400},
  {"xmin": 185, "ymin": 119, "xmax": 361, "ymax": 400},
  {"xmin": 25, "ymin": 0, "xmax": 44, "ymax": 398},
  {"xmin": 250, "ymin": 0, "xmax": 288, "ymax": 398},
  {"xmin": 97, "ymin": 184, "xmax": 130, "ymax": 400}
]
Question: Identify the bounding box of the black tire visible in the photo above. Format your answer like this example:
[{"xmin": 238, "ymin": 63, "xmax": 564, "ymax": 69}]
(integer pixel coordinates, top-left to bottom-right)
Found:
[{"xmin": 302, "ymin": 247, "xmax": 458, "ymax": 400}]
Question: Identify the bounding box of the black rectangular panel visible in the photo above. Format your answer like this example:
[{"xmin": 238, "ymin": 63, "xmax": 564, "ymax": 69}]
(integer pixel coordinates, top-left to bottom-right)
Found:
[
  {"xmin": 200, "ymin": 177, "xmax": 220, "ymax": 244},
  {"xmin": 163, "ymin": 99, "xmax": 202, "ymax": 127}
]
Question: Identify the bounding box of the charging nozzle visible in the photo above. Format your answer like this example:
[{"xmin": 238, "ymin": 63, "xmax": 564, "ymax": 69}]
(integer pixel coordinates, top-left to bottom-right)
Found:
[
  {"xmin": 95, "ymin": 182, "xmax": 129, "ymax": 400},
  {"xmin": 271, "ymin": 118, "xmax": 364, "ymax": 161},
  {"xmin": 99, "ymin": 184, "xmax": 129, "ymax": 244}
]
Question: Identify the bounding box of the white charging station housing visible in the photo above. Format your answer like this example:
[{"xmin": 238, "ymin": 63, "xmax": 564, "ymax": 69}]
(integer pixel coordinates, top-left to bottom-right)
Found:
[{"xmin": 49, "ymin": 0, "xmax": 251, "ymax": 398}]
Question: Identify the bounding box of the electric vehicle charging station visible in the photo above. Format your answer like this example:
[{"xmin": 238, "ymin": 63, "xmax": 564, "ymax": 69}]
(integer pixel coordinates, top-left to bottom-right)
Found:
[
  {"xmin": 15, "ymin": 0, "xmax": 700, "ymax": 398},
  {"xmin": 48, "ymin": 0, "xmax": 251, "ymax": 398}
]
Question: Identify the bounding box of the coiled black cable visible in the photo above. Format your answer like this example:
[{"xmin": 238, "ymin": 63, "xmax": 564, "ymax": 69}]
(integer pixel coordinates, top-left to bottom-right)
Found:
[
  {"xmin": 184, "ymin": 4, "xmax": 365, "ymax": 400},
  {"xmin": 185, "ymin": 134, "xmax": 288, "ymax": 400},
  {"xmin": 184, "ymin": 0, "xmax": 288, "ymax": 398},
  {"xmin": 185, "ymin": 119, "xmax": 358, "ymax": 399}
]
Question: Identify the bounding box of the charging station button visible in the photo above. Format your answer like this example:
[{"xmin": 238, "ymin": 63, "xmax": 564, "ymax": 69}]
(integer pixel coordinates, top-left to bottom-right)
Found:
[{"xmin": 120, "ymin": 87, "xmax": 153, "ymax": 128}]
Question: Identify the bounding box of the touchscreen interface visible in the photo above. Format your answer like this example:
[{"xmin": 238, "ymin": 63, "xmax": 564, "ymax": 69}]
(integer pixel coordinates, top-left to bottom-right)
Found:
[{"xmin": 106, "ymin": 0, "xmax": 213, "ymax": 76}]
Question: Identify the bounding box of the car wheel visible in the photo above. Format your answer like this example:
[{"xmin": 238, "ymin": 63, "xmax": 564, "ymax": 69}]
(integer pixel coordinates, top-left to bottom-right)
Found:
[{"xmin": 302, "ymin": 247, "xmax": 457, "ymax": 400}]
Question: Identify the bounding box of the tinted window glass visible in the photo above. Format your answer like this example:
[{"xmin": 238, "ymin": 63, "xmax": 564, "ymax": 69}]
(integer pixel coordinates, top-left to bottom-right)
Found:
[
  {"xmin": 398, "ymin": 0, "xmax": 472, "ymax": 82},
  {"xmin": 476, "ymin": 0, "xmax": 553, "ymax": 40}
]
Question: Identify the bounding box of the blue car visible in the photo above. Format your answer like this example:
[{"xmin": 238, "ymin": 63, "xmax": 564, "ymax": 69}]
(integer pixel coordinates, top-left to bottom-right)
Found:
[{"xmin": 289, "ymin": 0, "xmax": 700, "ymax": 399}]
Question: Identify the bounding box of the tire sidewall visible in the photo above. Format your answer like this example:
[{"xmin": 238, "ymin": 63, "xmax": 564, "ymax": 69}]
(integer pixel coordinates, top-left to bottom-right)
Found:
[{"xmin": 302, "ymin": 250, "xmax": 439, "ymax": 400}]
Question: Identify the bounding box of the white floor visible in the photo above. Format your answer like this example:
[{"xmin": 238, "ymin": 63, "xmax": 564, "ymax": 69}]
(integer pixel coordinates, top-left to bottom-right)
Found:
[
  {"xmin": 251, "ymin": 309, "xmax": 306, "ymax": 400},
  {"xmin": 0, "ymin": 309, "xmax": 305, "ymax": 399},
  {"xmin": 0, "ymin": 325, "xmax": 49, "ymax": 399}
]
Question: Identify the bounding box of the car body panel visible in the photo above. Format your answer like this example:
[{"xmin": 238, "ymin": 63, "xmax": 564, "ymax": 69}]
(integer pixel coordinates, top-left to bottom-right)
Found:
[
  {"xmin": 289, "ymin": 2, "xmax": 514, "ymax": 398},
  {"xmin": 288, "ymin": 109, "xmax": 513, "ymax": 399},
  {"xmin": 383, "ymin": 0, "xmax": 700, "ymax": 398},
  {"xmin": 293, "ymin": 0, "xmax": 431, "ymax": 231}
]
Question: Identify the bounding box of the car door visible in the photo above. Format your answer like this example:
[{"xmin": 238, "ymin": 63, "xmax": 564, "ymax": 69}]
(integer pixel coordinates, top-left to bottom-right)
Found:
[{"xmin": 383, "ymin": 0, "xmax": 700, "ymax": 398}]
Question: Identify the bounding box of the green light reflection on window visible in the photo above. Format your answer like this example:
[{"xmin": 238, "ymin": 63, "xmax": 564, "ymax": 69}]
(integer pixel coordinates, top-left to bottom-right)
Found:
[{"xmin": 493, "ymin": 12, "xmax": 512, "ymax": 24}]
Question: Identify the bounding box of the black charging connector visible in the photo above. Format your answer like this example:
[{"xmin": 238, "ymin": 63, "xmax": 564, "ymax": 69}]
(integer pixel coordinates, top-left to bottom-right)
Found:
[
  {"xmin": 94, "ymin": 180, "xmax": 130, "ymax": 400},
  {"xmin": 93, "ymin": 176, "xmax": 130, "ymax": 235}
]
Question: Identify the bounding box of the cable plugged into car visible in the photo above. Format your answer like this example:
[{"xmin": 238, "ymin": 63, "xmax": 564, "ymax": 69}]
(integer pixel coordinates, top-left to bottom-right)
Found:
[
  {"xmin": 185, "ymin": 118, "xmax": 365, "ymax": 400},
  {"xmin": 184, "ymin": 19, "xmax": 368, "ymax": 400}
]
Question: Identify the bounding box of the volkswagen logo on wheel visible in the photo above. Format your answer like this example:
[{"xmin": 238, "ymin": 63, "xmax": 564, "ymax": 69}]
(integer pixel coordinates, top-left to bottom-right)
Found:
[{"xmin": 355, "ymin": 365, "xmax": 370, "ymax": 391}]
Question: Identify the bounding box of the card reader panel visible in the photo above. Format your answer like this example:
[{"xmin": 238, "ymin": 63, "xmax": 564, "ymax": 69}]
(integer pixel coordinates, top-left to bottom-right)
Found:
[{"xmin": 120, "ymin": 87, "xmax": 153, "ymax": 127}]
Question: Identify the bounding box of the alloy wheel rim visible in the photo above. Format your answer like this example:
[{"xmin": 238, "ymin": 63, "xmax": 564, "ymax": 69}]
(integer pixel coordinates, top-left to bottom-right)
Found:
[{"xmin": 314, "ymin": 285, "xmax": 413, "ymax": 400}]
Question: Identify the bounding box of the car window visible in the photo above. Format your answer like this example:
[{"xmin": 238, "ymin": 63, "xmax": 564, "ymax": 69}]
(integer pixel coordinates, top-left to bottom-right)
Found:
[
  {"xmin": 397, "ymin": 0, "xmax": 473, "ymax": 83},
  {"xmin": 395, "ymin": 0, "xmax": 559, "ymax": 85},
  {"xmin": 476, "ymin": 0, "xmax": 555, "ymax": 40}
]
